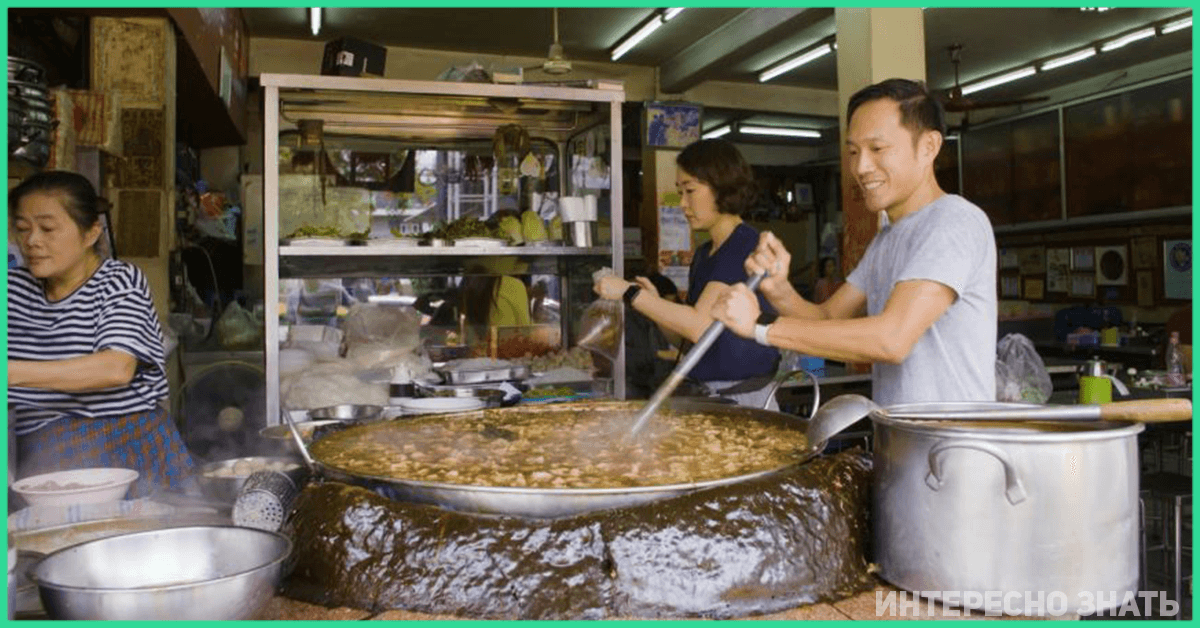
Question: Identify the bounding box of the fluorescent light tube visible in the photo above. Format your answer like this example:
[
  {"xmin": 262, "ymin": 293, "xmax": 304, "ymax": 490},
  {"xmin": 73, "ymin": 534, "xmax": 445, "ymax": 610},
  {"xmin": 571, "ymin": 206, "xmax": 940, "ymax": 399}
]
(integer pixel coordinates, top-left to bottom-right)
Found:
[
  {"xmin": 612, "ymin": 15, "xmax": 665, "ymax": 61},
  {"xmin": 1162, "ymin": 16, "xmax": 1192, "ymax": 34},
  {"xmin": 664, "ymin": 8, "xmax": 685, "ymax": 21},
  {"xmin": 310, "ymin": 7, "xmax": 321, "ymax": 36},
  {"xmin": 960, "ymin": 66, "xmax": 1037, "ymax": 96},
  {"xmin": 702, "ymin": 125, "xmax": 731, "ymax": 139},
  {"xmin": 1100, "ymin": 27, "xmax": 1156, "ymax": 52},
  {"xmin": 758, "ymin": 43, "xmax": 834, "ymax": 82},
  {"xmin": 1040, "ymin": 48, "xmax": 1097, "ymax": 71},
  {"xmin": 739, "ymin": 126, "xmax": 822, "ymax": 139}
]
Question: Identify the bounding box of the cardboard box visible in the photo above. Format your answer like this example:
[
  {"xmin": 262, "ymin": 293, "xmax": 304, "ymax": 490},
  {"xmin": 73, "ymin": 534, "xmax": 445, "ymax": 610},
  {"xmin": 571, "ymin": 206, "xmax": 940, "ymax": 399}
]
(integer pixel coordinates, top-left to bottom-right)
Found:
[{"xmin": 321, "ymin": 37, "xmax": 386, "ymax": 77}]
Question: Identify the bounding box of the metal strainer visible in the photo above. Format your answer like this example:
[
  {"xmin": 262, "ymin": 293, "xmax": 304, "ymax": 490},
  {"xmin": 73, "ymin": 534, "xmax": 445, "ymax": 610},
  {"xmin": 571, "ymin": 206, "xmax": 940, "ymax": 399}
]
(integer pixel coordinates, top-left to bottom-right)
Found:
[{"xmin": 232, "ymin": 470, "xmax": 299, "ymax": 531}]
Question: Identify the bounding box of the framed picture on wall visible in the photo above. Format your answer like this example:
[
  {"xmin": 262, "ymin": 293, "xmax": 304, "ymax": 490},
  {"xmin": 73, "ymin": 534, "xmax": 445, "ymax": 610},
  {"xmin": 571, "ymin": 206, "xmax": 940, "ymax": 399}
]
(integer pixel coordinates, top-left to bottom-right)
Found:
[
  {"xmin": 1000, "ymin": 275, "xmax": 1021, "ymax": 298},
  {"xmin": 1131, "ymin": 236, "xmax": 1157, "ymax": 269},
  {"xmin": 1018, "ymin": 247, "xmax": 1047, "ymax": 275},
  {"xmin": 1069, "ymin": 273, "xmax": 1095, "ymax": 297},
  {"xmin": 1071, "ymin": 247, "xmax": 1095, "ymax": 271},
  {"xmin": 1046, "ymin": 248, "xmax": 1070, "ymax": 292},
  {"xmin": 998, "ymin": 247, "xmax": 1020, "ymax": 270},
  {"xmin": 1136, "ymin": 270, "xmax": 1155, "ymax": 307},
  {"xmin": 1163, "ymin": 239, "xmax": 1192, "ymax": 300},
  {"xmin": 1023, "ymin": 278, "xmax": 1045, "ymax": 300}
]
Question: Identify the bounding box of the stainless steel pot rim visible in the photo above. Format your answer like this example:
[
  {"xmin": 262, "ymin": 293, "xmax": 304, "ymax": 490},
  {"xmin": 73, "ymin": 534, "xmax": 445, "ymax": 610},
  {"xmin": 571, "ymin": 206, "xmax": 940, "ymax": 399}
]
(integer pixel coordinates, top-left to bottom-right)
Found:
[
  {"xmin": 321, "ymin": 458, "xmax": 805, "ymax": 497},
  {"xmin": 871, "ymin": 402, "xmax": 1145, "ymax": 440},
  {"xmin": 27, "ymin": 525, "xmax": 292, "ymax": 593},
  {"xmin": 311, "ymin": 398, "xmax": 821, "ymax": 498}
]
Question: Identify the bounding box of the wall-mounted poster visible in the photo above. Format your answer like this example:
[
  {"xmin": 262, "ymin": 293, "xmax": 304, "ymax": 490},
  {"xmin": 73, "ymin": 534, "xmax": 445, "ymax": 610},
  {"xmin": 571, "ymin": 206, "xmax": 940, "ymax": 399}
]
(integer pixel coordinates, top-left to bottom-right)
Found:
[
  {"xmin": 644, "ymin": 102, "xmax": 701, "ymax": 148},
  {"xmin": 1069, "ymin": 273, "xmax": 1095, "ymax": 298},
  {"xmin": 1131, "ymin": 236, "xmax": 1157, "ymax": 269},
  {"xmin": 1024, "ymin": 278, "xmax": 1045, "ymax": 300},
  {"xmin": 998, "ymin": 247, "xmax": 1020, "ymax": 270},
  {"xmin": 1163, "ymin": 239, "xmax": 1192, "ymax": 299},
  {"xmin": 1000, "ymin": 275, "xmax": 1021, "ymax": 298},
  {"xmin": 1046, "ymin": 248, "xmax": 1070, "ymax": 292},
  {"xmin": 1018, "ymin": 247, "xmax": 1046, "ymax": 275},
  {"xmin": 1136, "ymin": 270, "xmax": 1155, "ymax": 307},
  {"xmin": 1071, "ymin": 247, "xmax": 1095, "ymax": 271}
]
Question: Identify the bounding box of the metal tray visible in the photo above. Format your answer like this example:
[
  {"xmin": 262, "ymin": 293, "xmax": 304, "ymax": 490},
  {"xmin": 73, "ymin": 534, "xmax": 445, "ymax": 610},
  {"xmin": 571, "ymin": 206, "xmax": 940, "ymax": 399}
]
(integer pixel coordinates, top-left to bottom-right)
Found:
[{"xmin": 436, "ymin": 363, "xmax": 530, "ymax": 385}]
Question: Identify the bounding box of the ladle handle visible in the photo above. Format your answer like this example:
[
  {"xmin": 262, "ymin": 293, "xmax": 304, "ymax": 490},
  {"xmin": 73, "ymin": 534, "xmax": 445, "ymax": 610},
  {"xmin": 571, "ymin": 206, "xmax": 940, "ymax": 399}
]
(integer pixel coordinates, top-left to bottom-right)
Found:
[
  {"xmin": 1098, "ymin": 398, "xmax": 1192, "ymax": 423},
  {"xmin": 629, "ymin": 272, "xmax": 765, "ymax": 436},
  {"xmin": 280, "ymin": 407, "xmax": 318, "ymax": 472}
]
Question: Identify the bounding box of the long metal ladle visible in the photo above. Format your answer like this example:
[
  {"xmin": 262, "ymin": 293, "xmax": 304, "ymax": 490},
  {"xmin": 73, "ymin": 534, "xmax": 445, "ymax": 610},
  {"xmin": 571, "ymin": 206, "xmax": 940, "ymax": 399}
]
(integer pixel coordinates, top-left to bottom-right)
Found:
[{"xmin": 628, "ymin": 272, "xmax": 765, "ymax": 436}]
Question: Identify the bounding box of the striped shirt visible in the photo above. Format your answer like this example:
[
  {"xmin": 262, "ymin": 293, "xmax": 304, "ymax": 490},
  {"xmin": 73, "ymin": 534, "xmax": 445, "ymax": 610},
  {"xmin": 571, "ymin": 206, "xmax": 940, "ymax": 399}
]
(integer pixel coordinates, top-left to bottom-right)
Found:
[{"xmin": 8, "ymin": 258, "xmax": 168, "ymax": 435}]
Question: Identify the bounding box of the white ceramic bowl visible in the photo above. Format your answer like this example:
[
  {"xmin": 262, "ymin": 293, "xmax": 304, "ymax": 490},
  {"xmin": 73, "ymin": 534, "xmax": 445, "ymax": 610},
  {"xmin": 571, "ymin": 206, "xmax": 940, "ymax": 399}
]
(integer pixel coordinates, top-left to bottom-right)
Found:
[
  {"xmin": 399, "ymin": 397, "xmax": 486, "ymax": 415},
  {"xmin": 13, "ymin": 468, "xmax": 139, "ymax": 507}
]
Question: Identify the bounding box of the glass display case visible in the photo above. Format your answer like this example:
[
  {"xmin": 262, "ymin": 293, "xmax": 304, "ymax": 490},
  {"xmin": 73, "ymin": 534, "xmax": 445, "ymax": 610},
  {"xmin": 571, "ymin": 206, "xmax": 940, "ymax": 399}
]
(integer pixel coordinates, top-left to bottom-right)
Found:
[{"xmin": 260, "ymin": 74, "xmax": 626, "ymax": 423}]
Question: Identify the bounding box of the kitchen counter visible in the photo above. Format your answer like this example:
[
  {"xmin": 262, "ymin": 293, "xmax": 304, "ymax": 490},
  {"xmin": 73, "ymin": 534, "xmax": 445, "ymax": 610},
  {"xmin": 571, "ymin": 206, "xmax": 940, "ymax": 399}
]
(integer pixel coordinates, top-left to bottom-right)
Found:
[{"xmin": 257, "ymin": 582, "xmax": 1045, "ymax": 620}]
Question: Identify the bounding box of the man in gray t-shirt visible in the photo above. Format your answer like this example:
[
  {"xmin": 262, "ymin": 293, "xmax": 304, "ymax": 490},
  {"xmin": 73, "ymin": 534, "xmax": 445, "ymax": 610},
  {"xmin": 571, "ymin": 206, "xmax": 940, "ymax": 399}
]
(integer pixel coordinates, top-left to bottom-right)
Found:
[{"xmin": 712, "ymin": 78, "xmax": 997, "ymax": 406}]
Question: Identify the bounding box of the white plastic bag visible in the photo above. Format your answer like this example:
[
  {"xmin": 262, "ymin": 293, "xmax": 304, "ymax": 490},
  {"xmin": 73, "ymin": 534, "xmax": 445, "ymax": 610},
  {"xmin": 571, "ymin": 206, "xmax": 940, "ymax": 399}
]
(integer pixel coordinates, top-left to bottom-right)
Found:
[{"xmin": 995, "ymin": 333, "xmax": 1052, "ymax": 403}]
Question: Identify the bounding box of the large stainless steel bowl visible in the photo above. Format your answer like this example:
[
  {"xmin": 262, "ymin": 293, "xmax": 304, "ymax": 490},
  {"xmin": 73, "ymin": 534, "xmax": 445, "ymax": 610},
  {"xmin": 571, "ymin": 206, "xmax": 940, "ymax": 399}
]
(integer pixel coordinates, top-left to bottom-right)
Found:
[{"xmin": 28, "ymin": 525, "xmax": 292, "ymax": 620}]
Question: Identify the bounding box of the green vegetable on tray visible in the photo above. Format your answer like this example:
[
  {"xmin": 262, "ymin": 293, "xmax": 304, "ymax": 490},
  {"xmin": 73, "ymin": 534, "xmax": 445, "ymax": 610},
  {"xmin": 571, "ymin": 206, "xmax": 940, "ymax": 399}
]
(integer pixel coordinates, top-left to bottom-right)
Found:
[
  {"xmin": 524, "ymin": 386, "xmax": 578, "ymax": 399},
  {"xmin": 286, "ymin": 224, "xmax": 341, "ymax": 239},
  {"xmin": 423, "ymin": 217, "xmax": 503, "ymax": 241}
]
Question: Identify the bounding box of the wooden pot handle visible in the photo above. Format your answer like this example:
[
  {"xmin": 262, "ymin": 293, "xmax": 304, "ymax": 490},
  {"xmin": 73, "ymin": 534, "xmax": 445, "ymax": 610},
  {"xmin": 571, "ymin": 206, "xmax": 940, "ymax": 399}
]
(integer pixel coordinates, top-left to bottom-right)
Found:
[{"xmin": 1099, "ymin": 398, "xmax": 1193, "ymax": 423}]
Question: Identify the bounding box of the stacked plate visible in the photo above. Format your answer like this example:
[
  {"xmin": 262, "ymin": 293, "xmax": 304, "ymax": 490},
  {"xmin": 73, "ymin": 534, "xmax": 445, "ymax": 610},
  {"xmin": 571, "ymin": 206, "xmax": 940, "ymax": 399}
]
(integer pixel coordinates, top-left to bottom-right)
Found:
[{"xmin": 8, "ymin": 56, "xmax": 54, "ymax": 167}]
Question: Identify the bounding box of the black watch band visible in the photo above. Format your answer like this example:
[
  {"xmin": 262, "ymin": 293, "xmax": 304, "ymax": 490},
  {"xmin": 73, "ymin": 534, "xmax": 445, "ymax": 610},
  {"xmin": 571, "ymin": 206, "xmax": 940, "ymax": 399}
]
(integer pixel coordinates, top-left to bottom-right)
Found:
[
  {"xmin": 757, "ymin": 311, "xmax": 778, "ymax": 326},
  {"xmin": 623, "ymin": 284, "xmax": 642, "ymax": 307}
]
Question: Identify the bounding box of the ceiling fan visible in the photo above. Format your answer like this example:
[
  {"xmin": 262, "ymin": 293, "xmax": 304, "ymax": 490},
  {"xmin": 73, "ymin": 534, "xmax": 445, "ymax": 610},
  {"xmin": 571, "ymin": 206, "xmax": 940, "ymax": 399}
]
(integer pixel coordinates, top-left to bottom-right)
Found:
[
  {"xmin": 525, "ymin": 8, "xmax": 573, "ymax": 77},
  {"xmin": 940, "ymin": 44, "xmax": 1049, "ymax": 127}
]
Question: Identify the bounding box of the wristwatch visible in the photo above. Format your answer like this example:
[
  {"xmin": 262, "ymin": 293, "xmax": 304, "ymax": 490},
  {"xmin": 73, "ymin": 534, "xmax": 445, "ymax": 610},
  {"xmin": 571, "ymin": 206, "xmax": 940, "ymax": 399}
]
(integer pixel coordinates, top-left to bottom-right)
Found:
[
  {"xmin": 754, "ymin": 312, "xmax": 777, "ymax": 346},
  {"xmin": 622, "ymin": 284, "xmax": 642, "ymax": 307}
]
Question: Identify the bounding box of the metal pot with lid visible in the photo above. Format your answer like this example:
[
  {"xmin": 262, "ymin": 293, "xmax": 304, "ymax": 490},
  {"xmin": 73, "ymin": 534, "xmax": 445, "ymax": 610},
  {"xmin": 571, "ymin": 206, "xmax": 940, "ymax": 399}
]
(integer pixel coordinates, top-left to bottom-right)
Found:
[{"xmin": 872, "ymin": 401, "xmax": 1142, "ymax": 616}]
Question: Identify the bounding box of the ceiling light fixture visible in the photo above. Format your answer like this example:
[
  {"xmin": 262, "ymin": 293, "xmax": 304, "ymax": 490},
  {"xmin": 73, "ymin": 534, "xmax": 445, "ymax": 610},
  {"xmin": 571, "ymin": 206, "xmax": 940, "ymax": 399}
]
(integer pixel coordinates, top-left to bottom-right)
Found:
[
  {"xmin": 611, "ymin": 12, "xmax": 669, "ymax": 61},
  {"xmin": 1040, "ymin": 47, "xmax": 1097, "ymax": 71},
  {"xmin": 663, "ymin": 8, "xmax": 685, "ymax": 21},
  {"xmin": 739, "ymin": 125, "xmax": 822, "ymax": 139},
  {"xmin": 1099, "ymin": 26, "xmax": 1157, "ymax": 52},
  {"xmin": 309, "ymin": 7, "xmax": 322, "ymax": 36},
  {"xmin": 702, "ymin": 125, "xmax": 731, "ymax": 139},
  {"xmin": 1161, "ymin": 15, "xmax": 1192, "ymax": 34},
  {"xmin": 758, "ymin": 41, "xmax": 834, "ymax": 83},
  {"xmin": 960, "ymin": 66, "xmax": 1037, "ymax": 96}
]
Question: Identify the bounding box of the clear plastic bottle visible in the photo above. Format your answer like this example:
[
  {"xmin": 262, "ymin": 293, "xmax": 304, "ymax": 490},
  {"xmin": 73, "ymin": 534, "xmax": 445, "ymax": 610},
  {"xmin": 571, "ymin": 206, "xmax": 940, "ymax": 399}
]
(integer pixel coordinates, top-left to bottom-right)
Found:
[{"xmin": 1165, "ymin": 331, "xmax": 1185, "ymax": 386}]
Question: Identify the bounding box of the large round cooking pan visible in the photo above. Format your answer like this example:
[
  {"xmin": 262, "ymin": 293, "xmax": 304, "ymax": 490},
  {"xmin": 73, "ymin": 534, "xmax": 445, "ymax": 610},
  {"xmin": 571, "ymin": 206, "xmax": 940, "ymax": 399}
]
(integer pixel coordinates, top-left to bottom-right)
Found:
[{"xmin": 290, "ymin": 400, "xmax": 819, "ymax": 519}]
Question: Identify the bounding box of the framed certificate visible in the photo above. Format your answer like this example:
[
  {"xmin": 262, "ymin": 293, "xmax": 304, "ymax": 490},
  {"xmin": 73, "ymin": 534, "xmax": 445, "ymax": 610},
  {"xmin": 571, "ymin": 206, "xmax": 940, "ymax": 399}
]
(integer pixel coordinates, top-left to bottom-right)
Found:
[{"xmin": 1071, "ymin": 247, "xmax": 1095, "ymax": 271}]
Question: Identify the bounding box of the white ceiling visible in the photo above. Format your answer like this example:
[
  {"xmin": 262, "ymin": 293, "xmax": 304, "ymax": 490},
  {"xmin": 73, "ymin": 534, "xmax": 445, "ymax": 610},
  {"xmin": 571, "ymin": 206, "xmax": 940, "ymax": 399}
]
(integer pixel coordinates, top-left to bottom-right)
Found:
[{"xmin": 243, "ymin": 7, "xmax": 1192, "ymax": 138}]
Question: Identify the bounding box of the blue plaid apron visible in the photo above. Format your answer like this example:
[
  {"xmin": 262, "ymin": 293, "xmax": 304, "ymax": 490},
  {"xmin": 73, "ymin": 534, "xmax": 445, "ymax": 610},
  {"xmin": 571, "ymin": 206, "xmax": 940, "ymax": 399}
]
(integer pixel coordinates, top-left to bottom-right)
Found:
[{"xmin": 16, "ymin": 406, "xmax": 196, "ymax": 499}]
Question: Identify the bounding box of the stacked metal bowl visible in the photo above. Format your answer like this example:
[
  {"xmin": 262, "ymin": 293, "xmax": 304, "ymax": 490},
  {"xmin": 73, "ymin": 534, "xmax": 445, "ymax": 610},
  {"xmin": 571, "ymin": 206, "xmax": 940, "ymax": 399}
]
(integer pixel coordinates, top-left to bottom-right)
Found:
[{"xmin": 8, "ymin": 56, "xmax": 54, "ymax": 167}]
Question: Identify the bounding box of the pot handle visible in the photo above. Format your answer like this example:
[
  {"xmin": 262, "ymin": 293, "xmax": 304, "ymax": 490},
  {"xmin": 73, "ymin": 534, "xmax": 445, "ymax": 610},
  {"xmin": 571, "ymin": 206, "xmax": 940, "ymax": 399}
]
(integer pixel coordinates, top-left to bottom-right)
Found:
[{"xmin": 925, "ymin": 439, "xmax": 1027, "ymax": 505}]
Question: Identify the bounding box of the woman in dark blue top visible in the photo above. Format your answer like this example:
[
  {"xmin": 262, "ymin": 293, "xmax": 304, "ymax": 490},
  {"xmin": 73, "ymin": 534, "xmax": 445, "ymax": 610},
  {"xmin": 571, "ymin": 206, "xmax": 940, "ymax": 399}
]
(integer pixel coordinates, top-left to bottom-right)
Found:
[{"xmin": 595, "ymin": 139, "xmax": 780, "ymax": 408}]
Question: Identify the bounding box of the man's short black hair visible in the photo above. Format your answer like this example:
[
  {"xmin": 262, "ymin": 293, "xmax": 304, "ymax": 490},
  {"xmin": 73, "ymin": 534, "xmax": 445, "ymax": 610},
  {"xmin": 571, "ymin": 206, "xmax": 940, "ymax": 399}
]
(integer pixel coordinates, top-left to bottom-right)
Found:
[{"xmin": 847, "ymin": 78, "xmax": 947, "ymax": 140}]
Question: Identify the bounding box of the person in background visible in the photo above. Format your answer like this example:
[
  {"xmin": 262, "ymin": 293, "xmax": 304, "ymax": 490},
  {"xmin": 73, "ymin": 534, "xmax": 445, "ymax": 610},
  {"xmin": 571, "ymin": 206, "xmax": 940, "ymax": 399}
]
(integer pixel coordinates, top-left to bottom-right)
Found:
[
  {"xmin": 713, "ymin": 78, "xmax": 997, "ymax": 407},
  {"xmin": 7, "ymin": 170, "xmax": 195, "ymax": 498},
  {"xmin": 460, "ymin": 258, "xmax": 531, "ymax": 346},
  {"xmin": 595, "ymin": 139, "xmax": 780, "ymax": 409},
  {"xmin": 812, "ymin": 256, "xmax": 843, "ymax": 304},
  {"xmin": 624, "ymin": 272, "xmax": 681, "ymax": 399}
]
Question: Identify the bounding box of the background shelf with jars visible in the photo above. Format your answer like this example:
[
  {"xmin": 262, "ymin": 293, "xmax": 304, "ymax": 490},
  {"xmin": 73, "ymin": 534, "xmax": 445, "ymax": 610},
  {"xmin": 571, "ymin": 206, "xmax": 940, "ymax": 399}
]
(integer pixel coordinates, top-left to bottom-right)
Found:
[{"xmin": 261, "ymin": 74, "xmax": 626, "ymax": 423}]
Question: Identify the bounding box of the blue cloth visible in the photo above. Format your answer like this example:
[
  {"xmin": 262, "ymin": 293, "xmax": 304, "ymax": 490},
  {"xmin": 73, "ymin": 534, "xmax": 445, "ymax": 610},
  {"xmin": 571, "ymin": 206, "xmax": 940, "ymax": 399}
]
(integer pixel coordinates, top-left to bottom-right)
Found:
[{"xmin": 686, "ymin": 223, "xmax": 779, "ymax": 382}]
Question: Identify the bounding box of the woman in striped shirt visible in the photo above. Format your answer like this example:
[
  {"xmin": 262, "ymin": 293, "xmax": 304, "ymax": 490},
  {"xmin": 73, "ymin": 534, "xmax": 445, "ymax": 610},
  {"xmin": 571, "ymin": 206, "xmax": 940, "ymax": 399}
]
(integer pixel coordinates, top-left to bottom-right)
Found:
[{"xmin": 8, "ymin": 171, "xmax": 195, "ymax": 498}]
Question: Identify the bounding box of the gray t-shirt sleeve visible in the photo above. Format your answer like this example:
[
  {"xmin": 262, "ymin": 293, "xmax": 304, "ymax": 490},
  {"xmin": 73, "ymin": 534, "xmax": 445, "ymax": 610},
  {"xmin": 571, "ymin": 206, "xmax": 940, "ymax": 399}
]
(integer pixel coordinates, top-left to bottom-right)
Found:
[{"xmin": 891, "ymin": 204, "xmax": 992, "ymax": 300}]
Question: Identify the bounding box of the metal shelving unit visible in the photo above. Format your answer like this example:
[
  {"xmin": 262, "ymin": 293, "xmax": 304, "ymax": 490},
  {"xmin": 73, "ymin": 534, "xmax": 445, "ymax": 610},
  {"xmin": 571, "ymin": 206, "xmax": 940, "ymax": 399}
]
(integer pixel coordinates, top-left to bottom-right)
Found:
[{"xmin": 260, "ymin": 73, "xmax": 626, "ymax": 424}]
